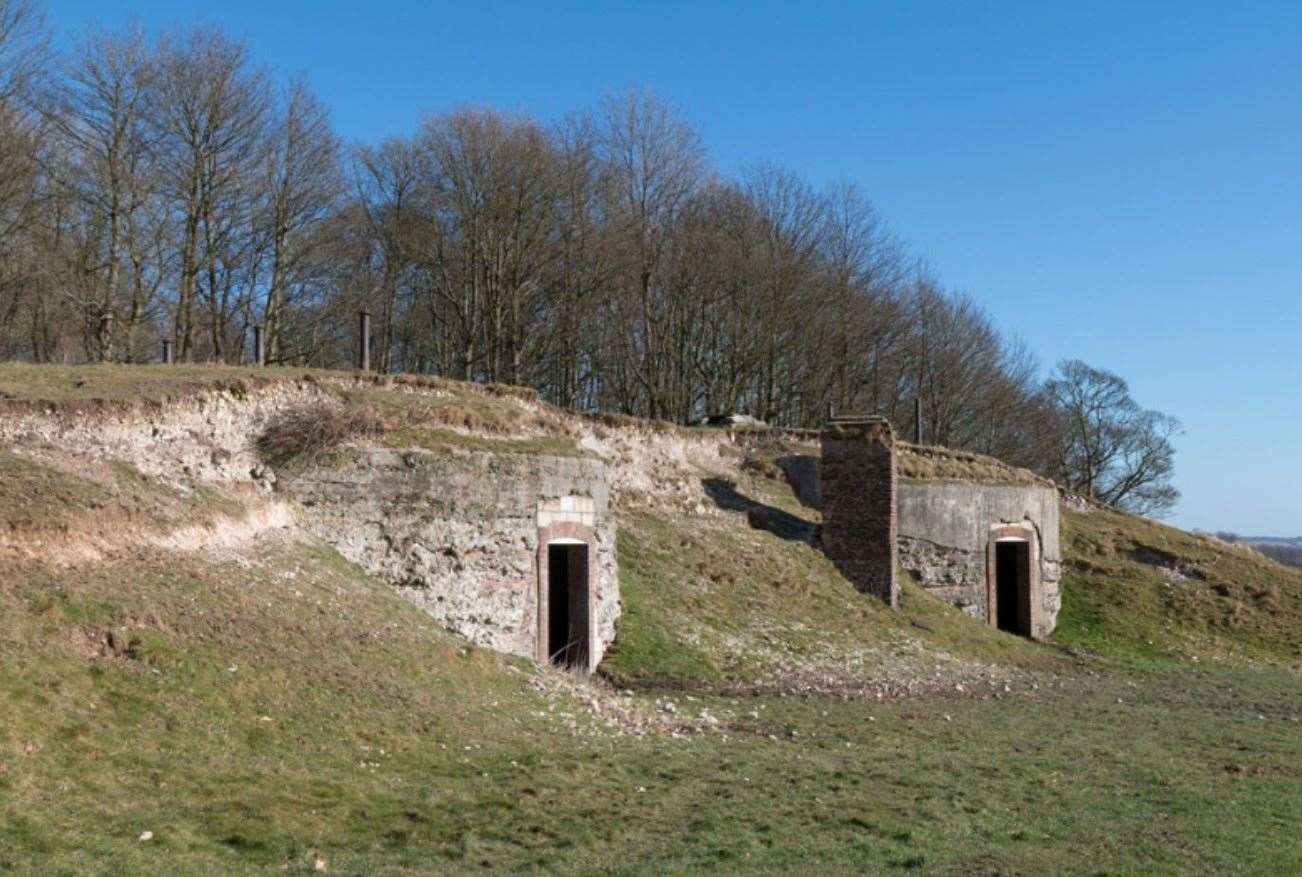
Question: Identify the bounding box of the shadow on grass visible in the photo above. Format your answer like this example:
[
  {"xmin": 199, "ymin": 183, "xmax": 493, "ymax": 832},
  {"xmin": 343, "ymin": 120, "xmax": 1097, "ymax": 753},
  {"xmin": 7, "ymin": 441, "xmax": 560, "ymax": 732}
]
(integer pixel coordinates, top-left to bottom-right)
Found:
[{"xmin": 701, "ymin": 477, "xmax": 819, "ymax": 544}]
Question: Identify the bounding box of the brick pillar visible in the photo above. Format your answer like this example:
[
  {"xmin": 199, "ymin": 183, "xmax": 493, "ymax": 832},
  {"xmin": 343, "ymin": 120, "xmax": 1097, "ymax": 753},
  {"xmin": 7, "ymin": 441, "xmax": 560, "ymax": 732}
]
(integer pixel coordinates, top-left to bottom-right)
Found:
[{"xmin": 820, "ymin": 417, "xmax": 898, "ymax": 607}]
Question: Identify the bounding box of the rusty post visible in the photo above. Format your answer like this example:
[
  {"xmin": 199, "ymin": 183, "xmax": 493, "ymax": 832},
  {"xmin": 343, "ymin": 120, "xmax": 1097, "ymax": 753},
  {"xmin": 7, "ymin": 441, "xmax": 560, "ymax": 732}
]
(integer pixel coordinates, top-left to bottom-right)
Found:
[
  {"xmin": 358, "ymin": 310, "xmax": 371, "ymax": 372},
  {"xmin": 253, "ymin": 324, "xmax": 265, "ymax": 367},
  {"xmin": 161, "ymin": 339, "xmax": 174, "ymax": 365}
]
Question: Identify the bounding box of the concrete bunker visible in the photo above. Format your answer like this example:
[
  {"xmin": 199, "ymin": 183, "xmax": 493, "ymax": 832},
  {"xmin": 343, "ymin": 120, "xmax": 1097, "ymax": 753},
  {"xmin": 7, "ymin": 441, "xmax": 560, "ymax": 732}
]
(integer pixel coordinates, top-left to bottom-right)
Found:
[
  {"xmin": 284, "ymin": 448, "xmax": 618, "ymax": 672},
  {"xmin": 812, "ymin": 418, "xmax": 1062, "ymax": 639},
  {"xmin": 897, "ymin": 483, "xmax": 1060, "ymax": 638}
]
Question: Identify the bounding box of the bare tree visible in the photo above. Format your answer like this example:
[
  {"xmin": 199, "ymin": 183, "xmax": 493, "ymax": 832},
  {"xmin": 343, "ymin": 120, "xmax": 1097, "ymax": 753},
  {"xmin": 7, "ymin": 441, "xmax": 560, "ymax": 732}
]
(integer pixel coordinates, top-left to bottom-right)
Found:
[
  {"xmin": 413, "ymin": 108, "xmax": 558, "ymax": 385},
  {"xmin": 352, "ymin": 135, "xmax": 424, "ymax": 372},
  {"xmin": 154, "ymin": 26, "xmax": 268, "ymax": 360},
  {"xmin": 0, "ymin": 0, "xmax": 51, "ymax": 358},
  {"xmin": 260, "ymin": 77, "xmax": 341, "ymax": 361},
  {"xmin": 540, "ymin": 112, "xmax": 611, "ymax": 409},
  {"xmin": 596, "ymin": 87, "xmax": 704, "ymax": 418},
  {"xmin": 1046, "ymin": 359, "xmax": 1181, "ymax": 515},
  {"xmin": 45, "ymin": 25, "xmax": 164, "ymax": 361},
  {"xmin": 0, "ymin": 0, "xmax": 47, "ymax": 105}
]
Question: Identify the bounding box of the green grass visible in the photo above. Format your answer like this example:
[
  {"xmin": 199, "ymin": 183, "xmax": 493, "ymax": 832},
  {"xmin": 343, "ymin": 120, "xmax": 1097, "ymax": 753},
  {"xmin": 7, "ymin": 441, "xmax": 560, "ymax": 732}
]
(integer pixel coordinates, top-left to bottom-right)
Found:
[
  {"xmin": 0, "ymin": 363, "xmax": 1299, "ymax": 873},
  {"xmin": 1, "ymin": 537, "xmax": 1297, "ymax": 876},
  {"xmin": 601, "ymin": 475, "xmax": 1057, "ymax": 690},
  {"xmin": 1055, "ymin": 507, "xmax": 1302, "ymax": 666},
  {"xmin": 0, "ymin": 541, "xmax": 561, "ymax": 875}
]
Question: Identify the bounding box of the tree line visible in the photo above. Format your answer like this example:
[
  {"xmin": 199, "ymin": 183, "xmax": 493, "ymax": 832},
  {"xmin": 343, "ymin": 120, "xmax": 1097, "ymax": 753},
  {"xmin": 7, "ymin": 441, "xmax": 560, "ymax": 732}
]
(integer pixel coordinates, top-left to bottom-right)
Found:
[{"xmin": 0, "ymin": 2, "xmax": 1182, "ymax": 514}]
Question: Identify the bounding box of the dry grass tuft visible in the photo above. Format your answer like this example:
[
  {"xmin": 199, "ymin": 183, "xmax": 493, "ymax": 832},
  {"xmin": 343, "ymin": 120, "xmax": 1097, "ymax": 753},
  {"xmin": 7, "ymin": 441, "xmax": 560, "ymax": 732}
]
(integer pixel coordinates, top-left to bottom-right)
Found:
[
  {"xmin": 256, "ymin": 404, "xmax": 386, "ymax": 470},
  {"xmin": 740, "ymin": 454, "xmax": 784, "ymax": 481},
  {"xmin": 583, "ymin": 410, "xmax": 688, "ymax": 435},
  {"xmin": 897, "ymin": 441, "xmax": 1051, "ymax": 486}
]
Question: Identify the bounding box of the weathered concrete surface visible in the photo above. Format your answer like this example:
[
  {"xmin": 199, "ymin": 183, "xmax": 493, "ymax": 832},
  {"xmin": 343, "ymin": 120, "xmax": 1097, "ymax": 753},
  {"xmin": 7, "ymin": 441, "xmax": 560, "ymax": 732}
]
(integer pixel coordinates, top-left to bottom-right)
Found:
[
  {"xmin": 775, "ymin": 452, "xmax": 1061, "ymax": 637},
  {"xmin": 897, "ymin": 482, "xmax": 1061, "ymax": 638},
  {"xmin": 283, "ymin": 447, "xmax": 618, "ymax": 669}
]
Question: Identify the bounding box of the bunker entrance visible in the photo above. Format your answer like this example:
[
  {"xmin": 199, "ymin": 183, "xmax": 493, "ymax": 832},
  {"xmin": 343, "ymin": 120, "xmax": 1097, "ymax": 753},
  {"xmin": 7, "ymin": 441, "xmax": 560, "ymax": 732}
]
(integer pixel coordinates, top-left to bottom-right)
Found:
[
  {"xmin": 994, "ymin": 539, "xmax": 1032, "ymax": 636},
  {"xmin": 547, "ymin": 542, "xmax": 590, "ymax": 669}
]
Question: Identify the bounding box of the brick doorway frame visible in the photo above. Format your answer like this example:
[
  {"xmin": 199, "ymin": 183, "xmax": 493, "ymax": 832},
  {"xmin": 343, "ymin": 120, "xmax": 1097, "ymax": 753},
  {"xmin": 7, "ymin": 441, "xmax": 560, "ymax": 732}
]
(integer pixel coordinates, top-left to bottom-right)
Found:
[
  {"xmin": 984, "ymin": 522, "xmax": 1040, "ymax": 636},
  {"xmin": 536, "ymin": 521, "xmax": 598, "ymax": 671}
]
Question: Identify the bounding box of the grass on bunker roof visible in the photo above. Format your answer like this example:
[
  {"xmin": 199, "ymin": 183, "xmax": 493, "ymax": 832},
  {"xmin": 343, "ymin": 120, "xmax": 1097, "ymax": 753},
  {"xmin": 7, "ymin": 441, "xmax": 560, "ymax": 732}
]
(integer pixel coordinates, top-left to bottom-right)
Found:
[
  {"xmin": 0, "ymin": 363, "xmax": 561, "ymax": 429},
  {"xmin": 341, "ymin": 386, "xmax": 584, "ymax": 457},
  {"xmin": 0, "ymin": 449, "xmax": 241, "ymax": 542},
  {"xmin": 895, "ymin": 441, "xmax": 1049, "ymax": 487}
]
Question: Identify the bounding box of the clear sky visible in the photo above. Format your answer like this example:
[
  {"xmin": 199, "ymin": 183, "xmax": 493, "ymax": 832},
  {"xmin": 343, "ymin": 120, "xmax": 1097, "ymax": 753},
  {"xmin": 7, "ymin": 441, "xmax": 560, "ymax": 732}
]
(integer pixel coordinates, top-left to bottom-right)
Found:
[{"xmin": 43, "ymin": 1, "xmax": 1302, "ymax": 535}]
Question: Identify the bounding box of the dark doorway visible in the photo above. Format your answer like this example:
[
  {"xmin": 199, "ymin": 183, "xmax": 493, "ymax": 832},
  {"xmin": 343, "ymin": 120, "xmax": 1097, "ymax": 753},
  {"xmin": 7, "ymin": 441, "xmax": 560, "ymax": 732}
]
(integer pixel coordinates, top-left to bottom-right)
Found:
[
  {"xmin": 547, "ymin": 542, "xmax": 589, "ymax": 669},
  {"xmin": 994, "ymin": 540, "xmax": 1031, "ymax": 636}
]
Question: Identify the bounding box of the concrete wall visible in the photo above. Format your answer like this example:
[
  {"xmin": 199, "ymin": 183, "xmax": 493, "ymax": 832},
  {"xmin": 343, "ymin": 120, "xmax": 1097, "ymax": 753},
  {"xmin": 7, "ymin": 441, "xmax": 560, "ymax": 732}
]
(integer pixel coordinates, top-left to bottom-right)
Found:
[
  {"xmin": 897, "ymin": 482, "xmax": 1061, "ymax": 638},
  {"xmin": 778, "ymin": 452, "xmax": 1062, "ymax": 638},
  {"xmin": 283, "ymin": 447, "xmax": 618, "ymax": 670},
  {"xmin": 776, "ymin": 454, "xmax": 822, "ymax": 508}
]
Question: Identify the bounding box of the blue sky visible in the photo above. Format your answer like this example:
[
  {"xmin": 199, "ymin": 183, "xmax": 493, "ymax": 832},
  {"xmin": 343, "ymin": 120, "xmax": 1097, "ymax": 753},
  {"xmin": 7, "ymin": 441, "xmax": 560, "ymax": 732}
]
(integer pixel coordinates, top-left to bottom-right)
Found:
[{"xmin": 45, "ymin": 1, "xmax": 1302, "ymax": 535}]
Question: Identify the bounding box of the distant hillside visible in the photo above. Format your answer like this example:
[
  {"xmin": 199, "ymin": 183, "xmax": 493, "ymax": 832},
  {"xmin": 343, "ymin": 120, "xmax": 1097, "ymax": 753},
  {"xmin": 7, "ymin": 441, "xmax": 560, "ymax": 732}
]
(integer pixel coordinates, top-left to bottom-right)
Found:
[
  {"xmin": 1059, "ymin": 514, "xmax": 1302, "ymax": 663},
  {"xmin": 1252, "ymin": 543, "xmax": 1302, "ymax": 569},
  {"xmin": 1213, "ymin": 532, "xmax": 1302, "ymax": 570}
]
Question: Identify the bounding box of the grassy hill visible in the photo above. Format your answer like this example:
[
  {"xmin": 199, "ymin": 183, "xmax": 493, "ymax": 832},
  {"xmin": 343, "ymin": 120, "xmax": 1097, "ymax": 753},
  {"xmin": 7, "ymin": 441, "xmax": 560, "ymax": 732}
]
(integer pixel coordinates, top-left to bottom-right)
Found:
[
  {"xmin": 1056, "ymin": 506, "xmax": 1302, "ymax": 665},
  {"xmin": 0, "ymin": 364, "xmax": 1298, "ymax": 874}
]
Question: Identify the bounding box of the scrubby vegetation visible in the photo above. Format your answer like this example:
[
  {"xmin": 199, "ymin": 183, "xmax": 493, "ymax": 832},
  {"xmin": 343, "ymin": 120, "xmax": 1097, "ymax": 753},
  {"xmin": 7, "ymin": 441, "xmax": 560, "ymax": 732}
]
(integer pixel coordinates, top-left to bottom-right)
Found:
[
  {"xmin": 897, "ymin": 441, "xmax": 1050, "ymax": 486},
  {"xmin": 1055, "ymin": 507, "xmax": 1302, "ymax": 665},
  {"xmin": 0, "ymin": 371, "xmax": 1298, "ymax": 874},
  {"xmin": 255, "ymin": 403, "xmax": 386, "ymax": 470},
  {"xmin": 0, "ymin": 363, "xmax": 305, "ymax": 412}
]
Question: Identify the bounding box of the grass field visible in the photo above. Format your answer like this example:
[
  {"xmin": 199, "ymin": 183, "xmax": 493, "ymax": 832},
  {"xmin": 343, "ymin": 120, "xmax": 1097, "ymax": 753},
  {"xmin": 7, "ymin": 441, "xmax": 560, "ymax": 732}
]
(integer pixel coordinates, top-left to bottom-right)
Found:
[
  {"xmin": 2, "ymin": 547, "xmax": 1297, "ymax": 876},
  {"xmin": 0, "ymin": 367, "xmax": 1298, "ymax": 874}
]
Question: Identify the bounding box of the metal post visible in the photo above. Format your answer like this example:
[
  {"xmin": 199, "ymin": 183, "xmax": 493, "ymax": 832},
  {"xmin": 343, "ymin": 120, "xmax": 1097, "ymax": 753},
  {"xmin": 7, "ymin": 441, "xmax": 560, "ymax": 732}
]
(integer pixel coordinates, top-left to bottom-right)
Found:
[
  {"xmin": 162, "ymin": 339, "xmax": 174, "ymax": 365},
  {"xmin": 826, "ymin": 401, "xmax": 835, "ymax": 423},
  {"xmin": 358, "ymin": 310, "xmax": 371, "ymax": 372},
  {"xmin": 253, "ymin": 324, "xmax": 265, "ymax": 367},
  {"xmin": 914, "ymin": 397, "xmax": 923, "ymax": 444}
]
